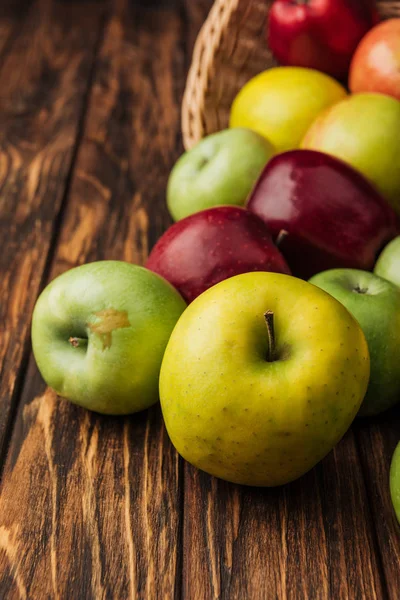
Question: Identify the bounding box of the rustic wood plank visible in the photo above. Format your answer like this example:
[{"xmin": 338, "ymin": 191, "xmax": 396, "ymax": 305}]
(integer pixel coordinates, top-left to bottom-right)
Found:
[
  {"xmin": 355, "ymin": 406, "xmax": 400, "ymax": 600},
  {"xmin": 182, "ymin": 0, "xmax": 213, "ymax": 63},
  {"xmin": 0, "ymin": 0, "xmax": 198, "ymax": 596},
  {"xmin": 0, "ymin": 0, "xmax": 105, "ymax": 466},
  {"xmin": 183, "ymin": 429, "xmax": 386, "ymax": 600},
  {"xmin": 0, "ymin": 1, "xmax": 33, "ymax": 63}
]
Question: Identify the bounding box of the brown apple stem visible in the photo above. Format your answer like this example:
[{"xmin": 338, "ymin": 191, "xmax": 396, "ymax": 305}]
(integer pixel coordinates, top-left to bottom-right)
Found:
[
  {"xmin": 69, "ymin": 336, "xmax": 88, "ymax": 349},
  {"xmin": 264, "ymin": 310, "xmax": 276, "ymax": 362},
  {"xmin": 276, "ymin": 229, "xmax": 289, "ymax": 248}
]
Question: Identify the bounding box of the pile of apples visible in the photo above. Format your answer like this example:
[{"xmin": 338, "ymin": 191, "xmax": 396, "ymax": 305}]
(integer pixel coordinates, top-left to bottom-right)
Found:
[{"xmin": 31, "ymin": 0, "xmax": 400, "ymax": 517}]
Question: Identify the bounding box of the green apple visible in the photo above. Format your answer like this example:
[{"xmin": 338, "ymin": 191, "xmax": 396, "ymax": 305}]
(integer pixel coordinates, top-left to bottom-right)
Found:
[
  {"xmin": 310, "ymin": 269, "xmax": 400, "ymax": 416},
  {"xmin": 375, "ymin": 237, "xmax": 400, "ymax": 288},
  {"xmin": 230, "ymin": 67, "xmax": 347, "ymax": 152},
  {"xmin": 160, "ymin": 272, "xmax": 369, "ymax": 486},
  {"xmin": 390, "ymin": 442, "xmax": 400, "ymax": 524},
  {"xmin": 32, "ymin": 261, "xmax": 186, "ymax": 415},
  {"xmin": 167, "ymin": 128, "xmax": 275, "ymax": 221},
  {"xmin": 302, "ymin": 93, "xmax": 400, "ymax": 212}
]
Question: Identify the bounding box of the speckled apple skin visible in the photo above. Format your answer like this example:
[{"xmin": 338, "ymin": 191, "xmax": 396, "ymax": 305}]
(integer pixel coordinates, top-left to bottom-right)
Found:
[{"xmin": 160, "ymin": 272, "xmax": 370, "ymax": 487}]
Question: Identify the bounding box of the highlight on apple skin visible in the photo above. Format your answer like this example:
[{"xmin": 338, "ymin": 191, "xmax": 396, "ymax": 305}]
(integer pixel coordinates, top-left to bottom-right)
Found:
[
  {"xmin": 146, "ymin": 206, "xmax": 291, "ymax": 303},
  {"xmin": 350, "ymin": 19, "xmax": 400, "ymax": 102},
  {"xmin": 247, "ymin": 149, "xmax": 399, "ymax": 279}
]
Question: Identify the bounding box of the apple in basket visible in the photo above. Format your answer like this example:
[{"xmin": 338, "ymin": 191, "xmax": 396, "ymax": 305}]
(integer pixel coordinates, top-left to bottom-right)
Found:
[
  {"xmin": 246, "ymin": 150, "xmax": 399, "ymax": 279},
  {"xmin": 350, "ymin": 19, "xmax": 400, "ymax": 101},
  {"xmin": 268, "ymin": 0, "xmax": 379, "ymax": 80}
]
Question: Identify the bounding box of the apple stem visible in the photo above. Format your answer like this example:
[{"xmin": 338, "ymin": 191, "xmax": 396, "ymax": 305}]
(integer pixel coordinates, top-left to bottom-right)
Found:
[
  {"xmin": 69, "ymin": 336, "xmax": 88, "ymax": 349},
  {"xmin": 264, "ymin": 310, "xmax": 276, "ymax": 362},
  {"xmin": 276, "ymin": 230, "xmax": 289, "ymax": 248}
]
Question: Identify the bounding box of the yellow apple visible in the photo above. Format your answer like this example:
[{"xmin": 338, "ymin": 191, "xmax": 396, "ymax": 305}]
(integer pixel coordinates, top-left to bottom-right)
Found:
[
  {"xmin": 160, "ymin": 272, "xmax": 370, "ymax": 486},
  {"xmin": 230, "ymin": 67, "xmax": 346, "ymax": 152}
]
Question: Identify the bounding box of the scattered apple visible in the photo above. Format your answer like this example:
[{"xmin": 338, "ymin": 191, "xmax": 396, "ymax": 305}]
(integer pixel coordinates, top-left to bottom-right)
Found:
[
  {"xmin": 302, "ymin": 93, "xmax": 400, "ymax": 211},
  {"xmin": 146, "ymin": 206, "xmax": 290, "ymax": 302},
  {"xmin": 32, "ymin": 261, "xmax": 186, "ymax": 415},
  {"xmin": 375, "ymin": 237, "xmax": 400, "ymax": 288},
  {"xmin": 268, "ymin": 0, "xmax": 378, "ymax": 80},
  {"xmin": 246, "ymin": 150, "xmax": 399, "ymax": 279},
  {"xmin": 160, "ymin": 272, "xmax": 370, "ymax": 486},
  {"xmin": 230, "ymin": 67, "xmax": 346, "ymax": 152},
  {"xmin": 167, "ymin": 128, "xmax": 275, "ymax": 221},
  {"xmin": 310, "ymin": 269, "xmax": 400, "ymax": 416},
  {"xmin": 350, "ymin": 19, "xmax": 400, "ymax": 101},
  {"xmin": 390, "ymin": 442, "xmax": 400, "ymax": 523}
]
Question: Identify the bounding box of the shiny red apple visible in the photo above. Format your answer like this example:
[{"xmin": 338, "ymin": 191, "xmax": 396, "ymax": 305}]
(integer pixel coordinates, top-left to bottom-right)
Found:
[
  {"xmin": 268, "ymin": 0, "xmax": 379, "ymax": 80},
  {"xmin": 145, "ymin": 206, "xmax": 290, "ymax": 303},
  {"xmin": 350, "ymin": 19, "xmax": 400, "ymax": 101},
  {"xmin": 247, "ymin": 150, "xmax": 399, "ymax": 279}
]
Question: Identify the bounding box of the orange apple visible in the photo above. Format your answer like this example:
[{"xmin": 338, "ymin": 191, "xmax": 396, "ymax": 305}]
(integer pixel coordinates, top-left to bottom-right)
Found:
[{"xmin": 349, "ymin": 19, "xmax": 400, "ymax": 101}]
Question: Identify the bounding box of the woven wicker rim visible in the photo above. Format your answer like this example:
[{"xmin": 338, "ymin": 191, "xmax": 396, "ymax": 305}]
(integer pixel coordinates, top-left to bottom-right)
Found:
[{"xmin": 182, "ymin": 0, "xmax": 400, "ymax": 151}]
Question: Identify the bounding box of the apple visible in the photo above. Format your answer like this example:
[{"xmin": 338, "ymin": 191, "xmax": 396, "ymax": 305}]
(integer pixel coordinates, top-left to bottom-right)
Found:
[
  {"xmin": 145, "ymin": 206, "xmax": 291, "ymax": 303},
  {"xmin": 350, "ymin": 19, "xmax": 400, "ymax": 101},
  {"xmin": 31, "ymin": 261, "xmax": 186, "ymax": 415},
  {"xmin": 167, "ymin": 128, "xmax": 275, "ymax": 221},
  {"xmin": 390, "ymin": 442, "xmax": 400, "ymax": 523},
  {"xmin": 302, "ymin": 93, "xmax": 400, "ymax": 212},
  {"xmin": 246, "ymin": 150, "xmax": 399, "ymax": 279},
  {"xmin": 375, "ymin": 237, "xmax": 400, "ymax": 288},
  {"xmin": 268, "ymin": 0, "xmax": 378, "ymax": 80},
  {"xmin": 230, "ymin": 67, "xmax": 346, "ymax": 152},
  {"xmin": 309, "ymin": 269, "xmax": 400, "ymax": 416},
  {"xmin": 160, "ymin": 272, "xmax": 370, "ymax": 486}
]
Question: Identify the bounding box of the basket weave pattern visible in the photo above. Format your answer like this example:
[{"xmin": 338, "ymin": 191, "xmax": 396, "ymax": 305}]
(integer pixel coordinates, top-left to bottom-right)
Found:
[{"xmin": 182, "ymin": 0, "xmax": 400, "ymax": 150}]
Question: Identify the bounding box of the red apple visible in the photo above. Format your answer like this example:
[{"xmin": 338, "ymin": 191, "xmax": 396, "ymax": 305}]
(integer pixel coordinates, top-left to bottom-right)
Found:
[
  {"xmin": 247, "ymin": 150, "xmax": 399, "ymax": 279},
  {"xmin": 145, "ymin": 206, "xmax": 290, "ymax": 303},
  {"xmin": 268, "ymin": 0, "xmax": 379, "ymax": 80},
  {"xmin": 349, "ymin": 19, "xmax": 400, "ymax": 101}
]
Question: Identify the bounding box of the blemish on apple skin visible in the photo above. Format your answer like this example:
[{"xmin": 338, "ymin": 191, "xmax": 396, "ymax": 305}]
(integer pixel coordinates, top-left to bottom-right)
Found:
[{"xmin": 88, "ymin": 308, "xmax": 131, "ymax": 350}]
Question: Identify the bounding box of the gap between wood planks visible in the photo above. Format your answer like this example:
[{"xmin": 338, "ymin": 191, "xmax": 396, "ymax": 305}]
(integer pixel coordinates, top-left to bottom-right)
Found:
[
  {"xmin": 0, "ymin": 0, "xmax": 108, "ymax": 477},
  {"xmin": 0, "ymin": 1, "xmax": 204, "ymax": 597},
  {"xmin": 0, "ymin": 0, "xmax": 395, "ymax": 598}
]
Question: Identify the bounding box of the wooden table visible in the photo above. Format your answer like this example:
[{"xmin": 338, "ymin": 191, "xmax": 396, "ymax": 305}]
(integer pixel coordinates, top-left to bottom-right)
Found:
[{"xmin": 0, "ymin": 1, "xmax": 399, "ymax": 598}]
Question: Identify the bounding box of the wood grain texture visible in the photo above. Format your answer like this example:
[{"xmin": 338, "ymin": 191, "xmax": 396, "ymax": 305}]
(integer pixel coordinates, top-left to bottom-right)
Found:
[
  {"xmin": 0, "ymin": 0, "xmax": 33, "ymax": 63},
  {"xmin": 0, "ymin": 0, "xmax": 104, "ymax": 465},
  {"xmin": 0, "ymin": 0, "xmax": 398, "ymax": 599},
  {"xmin": 183, "ymin": 429, "xmax": 386, "ymax": 600},
  {"xmin": 355, "ymin": 406, "xmax": 400, "ymax": 600},
  {"xmin": 0, "ymin": 0, "xmax": 208, "ymax": 596}
]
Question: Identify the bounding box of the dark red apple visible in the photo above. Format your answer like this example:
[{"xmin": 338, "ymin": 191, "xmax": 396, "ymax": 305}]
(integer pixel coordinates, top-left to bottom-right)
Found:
[
  {"xmin": 350, "ymin": 19, "xmax": 400, "ymax": 101},
  {"xmin": 268, "ymin": 0, "xmax": 379, "ymax": 80},
  {"xmin": 247, "ymin": 150, "xmax": 399, "ymax": 279},
  {"xmin": 145, "ymin": 206, "xmax": 291, "ymax": 303}
]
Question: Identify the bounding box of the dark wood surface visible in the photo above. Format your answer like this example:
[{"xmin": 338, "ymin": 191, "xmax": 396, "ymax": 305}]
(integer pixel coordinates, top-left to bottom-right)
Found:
[{"xmin": 0, "ymin": 1, "xmax": 398, "ymax": 598}]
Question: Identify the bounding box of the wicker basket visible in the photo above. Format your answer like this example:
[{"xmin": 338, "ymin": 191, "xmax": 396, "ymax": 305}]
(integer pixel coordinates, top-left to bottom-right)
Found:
[{"xmin": 182, "ymin": 0, "xmax": 400, "ymax": 151}]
